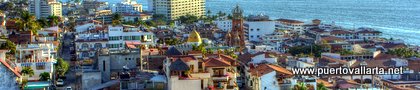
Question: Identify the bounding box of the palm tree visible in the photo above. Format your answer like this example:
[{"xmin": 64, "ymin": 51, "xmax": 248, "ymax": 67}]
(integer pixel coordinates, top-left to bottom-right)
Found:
[
  {"xmin": 47, "ymin": 15, "xmax": 61, "ymax": 26},
  {"xmin": 292, "ymin": 82, "xmax": 308, "ymax": 90},
  {"xmin": 21, "ymin": 67, "xmax": 35, "ymax": 77},
  {"xmin": 111, "ymin": 13, "xmax": 122, "ymax": 25},
  {"xmin": 21, "ymin": 78, "xmax": 28, "ymax": 90},
  {"xmin": 39, "ymin": 72, "xmax": 50, "ymax": 81},
  {"xmin": 15, "ymin": 11, "xmax": 41, "ymax": 34},
  {"xmin": 317, "ymin": 83, "xmax": 328, "ymax": 90}
]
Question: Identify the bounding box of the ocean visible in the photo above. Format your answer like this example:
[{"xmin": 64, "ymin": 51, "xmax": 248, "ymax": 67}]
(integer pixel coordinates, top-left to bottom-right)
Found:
[{"xmin": 64, "ymin": 0, "xmax": 420, "ymax": 45}]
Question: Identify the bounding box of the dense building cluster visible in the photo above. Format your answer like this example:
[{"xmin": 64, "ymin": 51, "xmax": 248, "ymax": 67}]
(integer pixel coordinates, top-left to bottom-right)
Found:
[{"xmin": 0, "ymin": 0, "xmax": 419, "ymax": 90}]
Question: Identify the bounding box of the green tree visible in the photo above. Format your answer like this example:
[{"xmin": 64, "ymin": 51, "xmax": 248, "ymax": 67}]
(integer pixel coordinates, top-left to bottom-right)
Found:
[
  {"xmin": 146, "ymin": 21, "xmax": 156, "ymax": 27},
  {"xmin": 217, "ymin": 11, "xmax": 226, "ymax": 17},
  {"xmin": 21, "ymin": 78, "xmax": 28, "ymax": 89},
  {"xmin": 288, "ymin": 45, "xmax": 323, "ymax": 57},
  {"xmin": 111, "ymin": 13, "xmax": 122, "ymax": 25},
  {"xmin": 387, "ymin": 48, "xmax": 419, "ymax": 58},
  {"xmin": 0, "ymin": 40, "xmax": 16, "ymax": 55},
  {"xmin": 39, "ymin": 72, "xmax": 50, "ymax": 81},
  {"xmin": 169, "ymin": 21, "xmax": 175, "ymax": 28},
  {"xmin": 21, "ymin": 67, "xmax": 35, "ymax": 77},
  {"xmin": 37, "ymin": 18, "xmax": 49, "ymax": 28},
  {"xmin": 177, "ymin": 14, "xmax": 199, "ymax": 24},
  {"xmin": 55, "ymin": 58, "xmax": 69, "ymax": 77},
  {"xmin": 1, "ymin": 2, "xmax": 14, "ymax": 11},
  {"xmin": 207, "ymin": 10, "xmax": 211, "ymax": 16},
  {"xmin": 47, "ymin": 15, "xmax": 61, "ymax": 26},
  {"xmin": 317, "ymin": 83, "xmax": 328, "ymax": 90},
  {"xmin": 223, "ymin": 48, "xmax": 237, "ymax": 59},
  {"xmin": 15, "ymin": 11, "xmax": 41, "ymax": 34},
  {"xmin": 227, "ymin": 14, "xmax": 233, "ymax": 19},
  {"xmin": 292, "ymin": 82, "xmax": 308, "ymax": 90},
  {"xmin": 339, "ymin": 49, "xmax": 355, "ymax": 55}
]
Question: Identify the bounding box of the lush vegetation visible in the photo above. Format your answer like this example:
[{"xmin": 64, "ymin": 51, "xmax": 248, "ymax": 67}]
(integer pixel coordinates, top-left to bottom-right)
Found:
[
  {"xmin": 37, "ymin": 15, "xmax": 62, "ymax": 28},
  {"xmin": 21, "ymin": 67, "xmax": 35, "ymax": 77},
  {"xmin": 288, "ymin": 45, "xmax": 323, "ymax": 57},
  {"xmin": 223, "ymin": 48, "xmax": 237, "ymax": 59},
  {"xmin": 39, "ymin": 72, "xmax": 50, "ymax": 81},
  {"xmin": 55, "ymin": 58, "xmax": 70, "ymax": 77},
  {"xmin": 317, "ymin": 83, "xmax": 328, "ymax": 90},
  {"xmin": 14, "ymin": 11, "xmax": 41, "ymax": 34},
  {"xmin": 177, "ymin": 14, "xmax": 199, "ymax": 25},
  {"xmin": 292, "ymin": 82, "xmax": 315, "ymax": 90},
  {"xmin": 111, "ymin": 13, "xmax": 122, "ymax": 25},
  {"xmin": 387, "ymin": 48, "xmax": 420, "ymax": 58},
  {"xmin": 0, "ymin": 39, "xmax": 16, "ymax": 55},
  {"xmin": 157, "ymin": 38, "xmax": 184, "ymax": 45}
]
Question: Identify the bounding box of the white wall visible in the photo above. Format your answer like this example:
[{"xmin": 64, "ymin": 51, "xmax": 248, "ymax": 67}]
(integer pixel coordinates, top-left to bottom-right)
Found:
[
  {"xmin": 214, "ymin": 20, "xmax": 232, "ymax": 32},
  {"xmin": 247, "ymin": 21, "xmax": 276, "ymax": 42},
  {"xmin": 260, "ymin": 71, "xmax": 280, "ymax": 90},
  {"xmin": 251, "ymin": 54, "xmax": 277, "ymax": 64},
  {"xmin": 169, "ymin": 76, "xmax": 202, "ymax": 90}
]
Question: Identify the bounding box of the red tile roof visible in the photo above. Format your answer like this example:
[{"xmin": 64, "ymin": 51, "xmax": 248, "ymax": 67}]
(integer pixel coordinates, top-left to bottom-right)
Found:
[
  {"xmin": 277, "ymin": 19, "xmax": 304, "ymax": 24},
  {"xmin": 321, "ymin": 36, "xmax": 345, "ymax": 42},
  {"xmin": 356, "ymin": 30, "xmax": 381, "ymax": 34},
  {"xmin": 331, "ymin": 30, "xmax": 353, "ymax": 34},
  {"xmin": 204, "ymin": 58, "xmax": 232, "ymax": 67},
  {"xmin": 0, "ymin": 59, "xmax": 21, "ymax": 77},
  {"xmin": 249, "ymin": 64, "xmax": 293, "ymax": 77},
  {"xmin": 169, "ymin": 55, "xmax": 197, "ymax": 62}
]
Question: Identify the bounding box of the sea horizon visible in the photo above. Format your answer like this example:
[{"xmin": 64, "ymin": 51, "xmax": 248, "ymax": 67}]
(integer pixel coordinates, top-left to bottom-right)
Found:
[{"xmin": 62, "ymin": 0, "xmax": 420, "ymax": 45}]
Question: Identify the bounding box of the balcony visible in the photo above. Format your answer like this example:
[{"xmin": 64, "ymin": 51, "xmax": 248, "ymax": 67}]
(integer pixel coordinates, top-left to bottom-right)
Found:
[
  {"xmin": 212, "ymin": 75, "xmax": 229, "ymax": 81},
  {"xmin": 190, "ymin": 72, "xmax": 211, "ymax": 78}
]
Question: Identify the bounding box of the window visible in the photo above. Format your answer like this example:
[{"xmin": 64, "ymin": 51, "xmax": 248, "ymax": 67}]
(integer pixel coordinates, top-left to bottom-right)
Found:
[
  {"xmin": 257, "ymin": 28, "xmax": 260, "ymax": 31},
  {"xmin": 103, "ymin": 61, "xmax": 106, "ymax": 71},
  {"xmin": 250, "ymin": 29, "xmax": 253, "ymax": 31},
  {"xmin": 36, "ymin": 65, "xmax": 45, "ymax": 70},
  {"xmin": 250, "ymin": 35, "xmax": 253, "ymax": 38}
]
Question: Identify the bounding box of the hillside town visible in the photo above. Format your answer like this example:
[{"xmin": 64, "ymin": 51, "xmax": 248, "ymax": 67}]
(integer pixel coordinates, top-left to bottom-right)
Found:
[{"xmin": 0, "ymin": 0, "xmax": 419, "ymax": 90}]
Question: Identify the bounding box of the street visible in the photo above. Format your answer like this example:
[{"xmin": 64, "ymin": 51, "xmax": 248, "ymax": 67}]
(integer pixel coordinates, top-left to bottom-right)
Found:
[{"xmin": 57, "ymin": 33, "xmax": 80, "ymax": 90}]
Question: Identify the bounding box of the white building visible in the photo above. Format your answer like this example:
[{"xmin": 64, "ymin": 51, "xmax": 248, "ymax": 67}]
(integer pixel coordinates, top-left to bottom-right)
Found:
[
  {"xmin": 75, "ymin": 21, "xmax": 103, "ymax": 33},
  {"xmin": 250, "ymin": 52, "xmax": 278, "ymax": 64},
  {"xmin": 248, "ymin": 64, "xmax": 293, "ymax": 90},
  {"xmin": 111, "ymin": 0, "xmax": 142, "ymax": 14},
  {"xmin": 150, "ymin": 0, "xmax": 205, "ymax": 20},
  {"xmin": 246, "ymin": 45, "xmax": 279, "ymax": 53},
  {"xmin": 28, "ymin": 0, "xmax": 62, "ymax": 19},
  {"xmin": 107, "ymin": 25, "xmax": 154, "ymax": 50},
  {"xmin": 276, "ymin": 19, "xmax": 305, "ymax": 34},
  {"xmin": 214, "ymin": 19, "xmax": 232, "ymax": 32},
  {"xmin": 15, "ymin": 43, "xmax": 55, "ymax": 81},
  {"xmin": 246, "ymin": 21, "xmax": 276, "ymax": 42}
]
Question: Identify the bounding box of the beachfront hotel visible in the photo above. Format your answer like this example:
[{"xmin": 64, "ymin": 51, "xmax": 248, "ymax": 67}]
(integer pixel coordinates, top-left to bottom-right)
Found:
[{"xmin": 149, "ymin": 0, "xmax": 205, "ymax": 20}]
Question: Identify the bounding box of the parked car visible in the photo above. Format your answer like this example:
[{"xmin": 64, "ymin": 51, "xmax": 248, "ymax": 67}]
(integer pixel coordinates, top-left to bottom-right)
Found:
[
  {"xmin": 57, "ymin": 79, "xmax": 64, "ymax": 86},
  {"xmin": 66, "ymin": 86, "xmax": 72, "ymax": 90}
]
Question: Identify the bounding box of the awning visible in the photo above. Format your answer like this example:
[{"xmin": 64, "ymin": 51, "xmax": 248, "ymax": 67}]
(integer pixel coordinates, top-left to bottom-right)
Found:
[
  {"xmin": 25, "ymin": 81, "xmax": 50, "ymax": 89},
  {"xmin": 36, "ymin": 62, "xmax": 46, "ymax": 66},
  {"xmin": 21, "ymin": 63, "xmax": 32, "ymax": 67}
]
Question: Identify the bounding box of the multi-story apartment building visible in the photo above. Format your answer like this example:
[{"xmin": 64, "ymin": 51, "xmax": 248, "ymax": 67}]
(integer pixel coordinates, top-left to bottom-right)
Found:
[
  {"xmin": 149, "ymin": 0, "xmax": 205, "ymax": 20},
  {"xmin": 107, "ymin": 25, "xmax": 154, "ymax": 50},
  {"xmin": 28, "ymin": 0, "xmax": 62, "ymax": 19},
  {"xmin": 246, "ymin": 14, "xmax": 276, "ymax": 42},
  {"xmin": 164, "ymin": 54, "xmax": 239, "ymax": 90},
  {"xmin": 276, "ymin": 19, "xmax": 305, "ymax": 34},
  {"xmin": 75, "ymin": 24, "xmax": 155, "ymax": 60},
  {"xmin": 111, "ymin": 0, "xmax": 142, "ymax": 14},
  {"xmin": 15, "ymin": 43, "xmax": 56, "ymax": 81},
  {"xmin": 214, "ymin": 18, "xmax": 232, "ymax": 32},
  {"xmin": 75, "ymin": 32, "xmax": 108, "ymax": 60}
]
